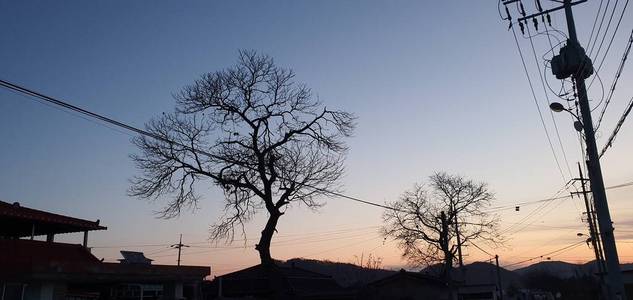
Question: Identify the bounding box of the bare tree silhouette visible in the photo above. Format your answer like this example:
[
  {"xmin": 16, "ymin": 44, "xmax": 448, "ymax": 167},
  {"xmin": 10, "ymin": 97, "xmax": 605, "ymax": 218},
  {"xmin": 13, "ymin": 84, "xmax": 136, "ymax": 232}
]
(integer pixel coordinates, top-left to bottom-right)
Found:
[
  {"xmin": 382, "ymin": 172, "xmax": 501, "ymax": 281},
  {"xmin": 129, "ymin": 50, "xmax": 355, "ymax": 265}
]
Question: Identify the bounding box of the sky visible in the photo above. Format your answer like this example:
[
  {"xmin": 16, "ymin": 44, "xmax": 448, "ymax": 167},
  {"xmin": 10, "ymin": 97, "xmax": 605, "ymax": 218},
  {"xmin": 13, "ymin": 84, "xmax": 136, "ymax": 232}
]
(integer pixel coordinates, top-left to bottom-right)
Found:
[{"xmin": 1, "ymin": 1, "xmax": 633, "ymax": 276}]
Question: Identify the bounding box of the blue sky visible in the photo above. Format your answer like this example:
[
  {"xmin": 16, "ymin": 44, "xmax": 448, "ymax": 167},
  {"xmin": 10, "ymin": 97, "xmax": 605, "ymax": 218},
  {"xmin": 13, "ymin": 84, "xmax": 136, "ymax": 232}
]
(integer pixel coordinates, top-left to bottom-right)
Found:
[{"xmin": 2, "ymin": 1, "xmax": 633, "ymax": 273}]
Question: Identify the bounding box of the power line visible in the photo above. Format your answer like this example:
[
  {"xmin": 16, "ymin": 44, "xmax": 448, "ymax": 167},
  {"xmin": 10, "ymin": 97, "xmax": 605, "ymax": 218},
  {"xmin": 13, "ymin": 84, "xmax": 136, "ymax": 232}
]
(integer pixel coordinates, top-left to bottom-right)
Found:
[
  {"xmin": 591, "ymin": 0, "xmax": 629, "ymax": 74},
  {"xmin": 600, "ymin": 94, "xmax": 633, "ymax": 157},
  {"xmin": 502, "ymin": 240, "xmax": 586, "ymax": 268},
  {"xmin": 526, "ymin": 25, "xmax": 574, "ymax": 179},
  {"xmin": 586, "ymin": 0, "xmax": 606, "ymax": 50},
  {"xmin": 3, "ymin": 79, "xmax": 633, "ymax": 231},
  {"xmin": 596, "ymin": 28, "xmax": 633, "ymax": 130},
  {"xmin": 510, "ymin": 21, "xmax": 569, "ymax": 184},
  {"xmin": 470, "ymin": 240, "xmax": 494, "ymax": 257},
  {"xmin": 588, "ymin": 0, "xmax": 631, "ymax": 92},
  {"xmin": 588, "ymin": 0, "xmax": 615, "ymax": 58}
]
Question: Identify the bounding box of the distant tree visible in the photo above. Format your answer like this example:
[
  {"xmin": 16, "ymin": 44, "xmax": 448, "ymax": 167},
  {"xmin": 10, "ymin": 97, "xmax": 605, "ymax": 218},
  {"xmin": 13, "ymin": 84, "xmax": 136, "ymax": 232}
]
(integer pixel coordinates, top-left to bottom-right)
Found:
[
  {"xmin": 129, "ymin": 50, "xmax": 355, "ymax": 265},
  {"xmin": 382, "ymin": 172, "xmax": 501, "ymax": 281},
  {"xmin": 353, "ymin": 253, "xmax": 384, "ymax": 270}
]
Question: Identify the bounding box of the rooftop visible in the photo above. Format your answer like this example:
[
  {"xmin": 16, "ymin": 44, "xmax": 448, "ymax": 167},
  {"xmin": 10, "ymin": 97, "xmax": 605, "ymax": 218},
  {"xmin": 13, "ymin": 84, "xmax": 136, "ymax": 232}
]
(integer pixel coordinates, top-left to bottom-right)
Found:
[
  {"xmin": 0, "ymin": 239, "xmax": 209, "ymax": 281},
  {"xmin": 0, "ymin": 200, "xmax": 106, "ymax": 238}
]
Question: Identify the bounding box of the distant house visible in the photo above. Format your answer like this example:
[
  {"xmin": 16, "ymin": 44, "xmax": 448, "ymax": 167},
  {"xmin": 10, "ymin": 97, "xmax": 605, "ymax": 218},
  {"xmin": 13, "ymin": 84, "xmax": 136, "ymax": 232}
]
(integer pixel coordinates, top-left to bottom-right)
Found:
[
  {"xmin": 204, "ymin": 263, "xmax": 354, "ymax": 300},
  {"xmin": 457, "ymin": 284, "xmax": 498, "ymax": 300},
  {"xmin": 358, "ymin": 269, "xmax": 454, "ymax": 300},
  {"xmin": 621, "ymin": 269, "xmax": 633, "ymax": 299},
  {"xmin": 0, "ymin": 200, "xmax": 210, "ymax": 300}
]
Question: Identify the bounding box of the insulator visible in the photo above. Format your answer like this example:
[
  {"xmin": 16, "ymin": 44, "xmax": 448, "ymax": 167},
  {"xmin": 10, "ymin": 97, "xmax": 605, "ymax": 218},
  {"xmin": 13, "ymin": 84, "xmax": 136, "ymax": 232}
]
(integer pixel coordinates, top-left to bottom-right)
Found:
[
  {"xmin": 547, "ymin": 14, "xmax": 552, "ymax": 26},
  {"xmin": 520, "ymin": 2, "xmax": 526, "ymax": 17},
  {"xmin": 536, "ymin": 0, "xmax": 543, "ymax": 12},
  {"xmin": 505, "ymin": 6, "xmax": 512, "ymax": 21},
  {"xmin": 533, "ymin": 17, "xmax": 539, "ymax": 31},
  {"xmin": 519, "ymin": 22, "xmax": 525, "ymax": 35}
]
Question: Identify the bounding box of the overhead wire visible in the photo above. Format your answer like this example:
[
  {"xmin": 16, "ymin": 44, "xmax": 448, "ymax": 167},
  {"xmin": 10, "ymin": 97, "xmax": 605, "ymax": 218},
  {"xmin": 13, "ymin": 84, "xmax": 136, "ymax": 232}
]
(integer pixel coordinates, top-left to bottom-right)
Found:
[
  {"xmin": 599, "ymin": 94, "xmax": 633, "ymax": 157},
  {"xmin": 526, "ymin": 24, "xmax": 575, "ymax": 179},
  {"xmin": 588, "ymin": 0, "xmax": 615, "ymax": 58},
  {"xmin": 4, "ymin": 69, "xmax": 633, "ymax": 269},
  {"xmin": 596, "ymin": 28, "xmax": 633, "ymax": 130},
  {"xmin": 502, "ymin": 240, "xmax": 587, "ymax": 268},
  {"xmin": 591, "ymin": 0, "xmax": 628, "ymax": 69},
  {"xmin": 588, "ymin": 0, "xmax": 630, "ymax": 91},
  {"xmin": 510, "ymin": 20, "xmax": 569, "ymax": 185},
  {"xmin": 586, "ymin": 0, "xmax": 606, "ymax": 50},
  {"xmin": 6, "ymin": 77, "xmax": 633, "ymax": 217}
]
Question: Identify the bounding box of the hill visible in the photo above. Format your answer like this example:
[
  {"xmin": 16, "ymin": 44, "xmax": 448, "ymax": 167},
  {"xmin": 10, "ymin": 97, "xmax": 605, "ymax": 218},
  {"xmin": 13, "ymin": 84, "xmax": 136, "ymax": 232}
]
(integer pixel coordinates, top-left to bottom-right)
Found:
[
  {"xmin": 282, "ymin": 258, "xmax": 631, "ymax": 289},
  {"xmin": 514, "ymin": 261, "xmax": 586, "ymax": 278},
  {"xmin": 282, "ymin": 258, "xmax": 396, "ymax": 287},
  {"xmin": 461, "ymin": 262, "xmax": 523, "ymax": 289},
  {"xmin": 515, "ymin": 260, "xmax": 633, "ymax": 278}
]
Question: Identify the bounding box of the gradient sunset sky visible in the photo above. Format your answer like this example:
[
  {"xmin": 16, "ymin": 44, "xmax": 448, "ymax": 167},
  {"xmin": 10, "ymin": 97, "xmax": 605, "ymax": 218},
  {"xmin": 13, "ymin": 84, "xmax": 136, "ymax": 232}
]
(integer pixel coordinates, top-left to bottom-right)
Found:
[{"xmin": 2, "ymin": 1, "xmax": 633, "ymax": 275}]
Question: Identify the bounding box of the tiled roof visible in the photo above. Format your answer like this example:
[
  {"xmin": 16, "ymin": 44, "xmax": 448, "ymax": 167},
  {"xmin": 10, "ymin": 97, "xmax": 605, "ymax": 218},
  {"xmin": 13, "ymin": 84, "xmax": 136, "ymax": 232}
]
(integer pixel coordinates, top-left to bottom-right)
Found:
[
  {"xmin": 0, "ymin": 200, "xmax": 106, "ymax": 237},
  {"xmin": 367, "ymin": 269, "xmax": 449, "ymax": 287},
  {"xmin": 0, "ymin": 239, "xmax": 209, "ymax": 281},
  {"xmin": 209, "ymin": 264, "xmax": 352, "ymax": 299}
]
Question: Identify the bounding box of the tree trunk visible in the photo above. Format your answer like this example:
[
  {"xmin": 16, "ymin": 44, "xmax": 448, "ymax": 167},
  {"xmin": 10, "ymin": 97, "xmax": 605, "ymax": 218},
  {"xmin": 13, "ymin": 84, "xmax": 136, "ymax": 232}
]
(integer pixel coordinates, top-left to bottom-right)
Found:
[{"xmin": 256, "ymin": 210, "xmax": 282, "ymax": 266}]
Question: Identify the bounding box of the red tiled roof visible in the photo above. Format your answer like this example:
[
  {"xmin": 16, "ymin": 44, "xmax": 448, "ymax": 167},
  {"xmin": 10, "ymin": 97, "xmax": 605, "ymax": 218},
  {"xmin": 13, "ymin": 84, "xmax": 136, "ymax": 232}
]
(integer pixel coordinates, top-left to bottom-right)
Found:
[
  {"xmin": 0, "ymin": 239, "xmax": 209, "ymax": 281},
  {"xmin": 0, "ymin": 200, "xmax": 106, "ymax": 237}
]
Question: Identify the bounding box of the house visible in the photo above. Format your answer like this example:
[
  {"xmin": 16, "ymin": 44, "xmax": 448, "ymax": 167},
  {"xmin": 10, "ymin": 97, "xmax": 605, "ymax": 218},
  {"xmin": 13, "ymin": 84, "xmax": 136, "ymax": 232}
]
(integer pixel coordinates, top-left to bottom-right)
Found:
[
  {"xmin": 358, "ymin": 269, "xmax": 454, "ymax": 300},
  {"xmin": 204, "ymin": 263, "xmax": 354, "ymax": 300},
  {"xmin": 457, "ymin": 284, "xmax": 498, "ymax": 300},
  {"xmin": 0, "ymin": 200, "xmax": 210, "ymax": 300}
]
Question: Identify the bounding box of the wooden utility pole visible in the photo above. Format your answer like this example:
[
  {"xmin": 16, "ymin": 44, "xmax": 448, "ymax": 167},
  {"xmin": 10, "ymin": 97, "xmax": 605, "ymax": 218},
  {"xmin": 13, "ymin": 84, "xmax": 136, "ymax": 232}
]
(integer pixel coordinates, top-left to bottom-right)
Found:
[
  {"xmin": 171, "ymin": 234, "xmax": 189, "ymax": 266},
  {"xmin": 508, "ymin": 0, "xmax": 628, "ymax": 298},
  {"xmin": 560, "ymin": 1, "xmax": 626, "ymax": 298},
  {"xmin": 577, "ymin": 163, "xmax": 607, "ymax": 299},
  {"xmin": 495, "ymin": 255, "xmax": 504, "ymax": 300},
  {"xmin": 577, "ymin": 164, "xmax": 607, "ymax": 277}
]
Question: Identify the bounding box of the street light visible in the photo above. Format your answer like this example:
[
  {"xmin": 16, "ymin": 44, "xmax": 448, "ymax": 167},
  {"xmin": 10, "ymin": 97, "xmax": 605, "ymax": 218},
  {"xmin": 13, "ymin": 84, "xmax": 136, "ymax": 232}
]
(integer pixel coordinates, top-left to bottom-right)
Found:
[
  {"xmin": 550, "ymin": 102, "xmax": 566, "ymax": 112},
  {"xmin": 550, "ymin": 102, "xmax": 584, "ymax": 132}
]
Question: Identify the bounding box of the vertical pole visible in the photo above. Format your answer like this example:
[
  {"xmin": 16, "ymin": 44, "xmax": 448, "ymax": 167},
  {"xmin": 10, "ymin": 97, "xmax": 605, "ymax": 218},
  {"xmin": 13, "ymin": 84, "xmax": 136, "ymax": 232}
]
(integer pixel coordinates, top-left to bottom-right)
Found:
[
  {"xmin": 453, "ymin": 202, "xmax": 465, "ymax": 283},
  {"xmin": 579, "ymin": 163, "xmax": 607, "ymax": 298},
  {"xmin": 440, "ymin": 211, "xmax": 455, "ymax": 299},
  {"xmin": 177, "ymin": 234, "xmax": 182, "ymax": 267},
  {"xmin": 83, "ymin": 231, "xmax": 89, "ymax": 248},
  {"xmin": 578, "ymin": 164, "xmax": 606, "ymax": 273},
  {"xmin": 495, "ymin": 255, "xmax": 504, "ymax": 300},
  {"xmin": 30, "ymin": 224, "xmax": 35, "ymax": 240},
  {"xmin": 454, "ymin": 213, "xmax": 464, "ymax": 269},
  {"xmin": 563, "ymin": 1, "xmax": 626, "ymax": 298}
]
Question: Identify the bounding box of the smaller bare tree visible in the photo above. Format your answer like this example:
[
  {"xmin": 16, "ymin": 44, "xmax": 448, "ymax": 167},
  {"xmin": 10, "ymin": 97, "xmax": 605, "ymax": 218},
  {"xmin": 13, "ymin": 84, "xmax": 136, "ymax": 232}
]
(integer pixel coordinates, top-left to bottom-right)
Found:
[
  {"xmin": 382, "ymin": 172, "xmax": 501, "ymax": 281},
  {"xmin": 353, "ymin": 253, "xmax": 384, "ymax": 270}
]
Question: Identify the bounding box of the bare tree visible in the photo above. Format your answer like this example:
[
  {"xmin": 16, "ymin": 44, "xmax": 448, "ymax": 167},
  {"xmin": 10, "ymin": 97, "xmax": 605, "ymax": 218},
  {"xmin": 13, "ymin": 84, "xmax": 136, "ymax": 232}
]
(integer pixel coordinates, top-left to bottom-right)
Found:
[
  {"xmin": 129, "ymin": 50, "xmax": 355, "ymax": 265},
  {"xmin": 353, "ymin": 253, "xmax": 384, "ymax": 270},
  {"xmin": 382, "ymin": 172, "xmax": 500, "ymax": 281}
]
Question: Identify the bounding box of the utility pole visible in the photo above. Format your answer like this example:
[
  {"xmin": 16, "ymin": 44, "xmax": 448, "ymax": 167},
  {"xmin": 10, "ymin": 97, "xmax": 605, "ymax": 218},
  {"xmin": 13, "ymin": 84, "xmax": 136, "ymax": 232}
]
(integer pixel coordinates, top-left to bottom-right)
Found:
[
  {"xmin": 171, "ymin": 234, "xmax": 189, "ymax": 266},
  {"xmin": 495, "ymin": 255, "xmax": 504, "ymax": 300},
  {"xmin": 576, "ymin": 163, "xmax": 607, "ymax": 298},
  {"xmin": 505, "ymin": 0, "xmax": 627, "ymax": 298},
  {"xmin": 453, "ymin": 207, "xmax": 465, "ymax": 279},
  {"xmin": 440, "ymin": 211, "xmax": 457, "ymax": 300},
  {"xmin": 560, "ymin": 1, "xmax": 626, "ymax": 298}
]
